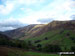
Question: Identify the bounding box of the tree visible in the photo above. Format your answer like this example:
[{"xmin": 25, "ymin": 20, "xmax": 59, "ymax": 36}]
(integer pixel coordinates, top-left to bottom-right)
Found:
[
  {"xmin": 36, "ymin": 44, "xmax": 42, "ymax": 51},
  {"xmin": 66, "ymin": 33, "xmax": 70, "ymax": 36},
  {"xmin": 43, "ymin": 45, "xmax": 62, "ymax": 52},
  {"xmin": 71, "ymin": 46, "xmax": 75, "ymax": 52},
  {"xmin": 44, "ymin": 37, "xmax": 48, "ymax": 40},
  {"xmin": 28, "ymin": 40, "xmax": 32, "ymax": 46},
  {"xmin": 34, "ymin": 40, "xmax": 41, "ymax": 43}
]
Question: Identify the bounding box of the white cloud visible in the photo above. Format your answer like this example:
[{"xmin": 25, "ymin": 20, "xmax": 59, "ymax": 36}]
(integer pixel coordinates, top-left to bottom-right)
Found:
[
  {"xmin": 0, "ymin": 0, "xmax": 75, "ymax": 24},
  {"xmin": 0, "ymin": 0, "xmax": 15, "ymax": 15},
  {"xmin": 0, "ymin": 0, "xmax": 45, "ymax": 15},
  {"xmin": 41, "ymin": 0, "xmax": 74, "ymax": 20},
  {"xmin": 18, "ymin": 16, "xmax": 41, "ymax": 24},
  {"xmin": 18, "ymin": 0, "xmax": 45, "ymax": 5},
  {"xmin": 0, "ymin": 17, "xmax": 28, "ymax": 31},
  {"xmin": 20, "ymin": 8, "xmax": 25, "ymax": 11},
  {"xmin": 24, "ymin": 0, "xmax": 75, "ymax": 21},
  {"xmin": 0, "ymin": 27, "xmax": 16, "ymax": 31}
]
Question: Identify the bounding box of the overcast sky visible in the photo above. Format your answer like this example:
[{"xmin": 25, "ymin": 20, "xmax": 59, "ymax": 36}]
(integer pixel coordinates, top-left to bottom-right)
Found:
[{"xmin": 0, "ymin": 0, "xmax": 75, "ymax": 31}]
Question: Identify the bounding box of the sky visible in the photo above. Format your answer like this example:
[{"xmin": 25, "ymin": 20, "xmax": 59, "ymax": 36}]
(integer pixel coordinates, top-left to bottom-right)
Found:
[{"xmin": 0, "ymin": 0, "xmax": 75, "ymax": 31}]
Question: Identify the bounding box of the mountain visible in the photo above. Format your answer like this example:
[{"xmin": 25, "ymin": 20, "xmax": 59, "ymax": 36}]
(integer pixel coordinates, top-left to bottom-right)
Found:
[
  {"xmin": 2, "ymin": 20, "xmax": 75, "ymax": 51},
  {"xmin": 4, "ymin": 20, "xmax": 75, "ymax": 40},
  {"xmin": 20, "ymin": 20, "xmax": 75, "ymax": 40},
  {"xmin": 3, "ymin": 24, "xmax": 44, "ymax": 39},
  {"xmin": 0, "ymin": 32, "xmax": 9, "ymax": 39}
]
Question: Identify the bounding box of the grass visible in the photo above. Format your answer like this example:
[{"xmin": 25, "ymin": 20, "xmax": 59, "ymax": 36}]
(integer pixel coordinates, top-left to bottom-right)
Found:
[
  {"xmin": 61, "ymin": 54, "xmax": 75, "ymax": 56},
  {"xmin": 8, "ymin": 52, "xmax": 59, "ymax": 56},
  {"xmin": 8, "ymin": 51, "xmax": 59, "ymax": 56},
  {"xmin": 26, "ymin": 51, "xmax": 59, "ymax": 56},
  {"xmin": 0, "ymin": 46, "xmax": 59, "ymax": 56}
]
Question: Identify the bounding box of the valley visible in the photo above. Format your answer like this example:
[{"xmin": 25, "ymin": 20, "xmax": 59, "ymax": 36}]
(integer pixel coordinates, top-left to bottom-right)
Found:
[{"xmin": 0, "ymin": 20, "xmax": 75, "ymax": 56}]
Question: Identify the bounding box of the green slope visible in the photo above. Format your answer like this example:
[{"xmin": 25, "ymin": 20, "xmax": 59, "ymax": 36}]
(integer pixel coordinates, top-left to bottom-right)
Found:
[{"xmin": 25, "ymin": 29, "xmax": 75, "ymax": 51}]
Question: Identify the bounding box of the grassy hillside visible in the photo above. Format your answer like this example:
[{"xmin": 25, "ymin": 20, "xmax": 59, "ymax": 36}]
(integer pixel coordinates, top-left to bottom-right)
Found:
[{"xmin": 25, "ymin": 29, "xmax": 75, "ymax": 51}]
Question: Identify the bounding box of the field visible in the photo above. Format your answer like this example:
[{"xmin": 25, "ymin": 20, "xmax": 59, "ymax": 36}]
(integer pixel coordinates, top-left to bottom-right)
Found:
[
  {"xmin": 61, "ymin": 54, "xmax": 75, "ymax": 56},
  {"xmin": 0, "ymin": 46, "xmax": 59, "ymax": 56}
]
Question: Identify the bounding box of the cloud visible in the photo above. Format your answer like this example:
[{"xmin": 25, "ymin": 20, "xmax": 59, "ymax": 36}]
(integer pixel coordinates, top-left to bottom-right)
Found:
[
  {"xmin": 0, "ymin": 17, "xmax": 28, "ymax": 31},
  {"xmin": 71, "ymin": 15, "xmax": 75, "ymax": 20},
  {"xmin": 0, "ymin": 0, "xmax": 15, "ymax": 15},
  {"xmin": 0, "ymin": 0, "xmax": 45, "ymax": 15},
  {"xmin": 40, "ymin": 0, "xmax": 75, "ymax": 20},
  {"xmin": 18, "ymin": 0, "xmax": 75, "ymax": 23},
  {"xmin": 0, "ymin": 27, "xmax": 15, "ymax": 31},
  {"xmin": 0, "ymin": 0, "xmax": 74, "ymax": 19},
  {"xmin": 37, "ymin": 18, "xmax": 53, "ymax": 23},
  {"xmin": 17, "ymin": 0, "xmax": 45, "ymax": 6}
]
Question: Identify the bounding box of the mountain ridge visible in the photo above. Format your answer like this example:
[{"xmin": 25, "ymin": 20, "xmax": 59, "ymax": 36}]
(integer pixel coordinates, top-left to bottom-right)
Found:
[{"xmin": 3, "ymin": 20, "xmax": 75, "ymax": 40}]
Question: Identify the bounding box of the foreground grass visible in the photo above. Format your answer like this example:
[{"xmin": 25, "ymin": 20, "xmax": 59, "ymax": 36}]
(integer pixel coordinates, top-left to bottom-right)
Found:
[
  {"xmin": 8, "ymin": 51, "xmax": 59, "ymax": 56},
  {"xmin": 25, "ymin": 51, "xmax": 59, "ymax": 56},
  {"xmin": 0, "ymin": 46, "xmax": 59, "ymax": 56},
  {"xmin": 61, "ymin": 54, "xmax": 75, "ymax": 56}
]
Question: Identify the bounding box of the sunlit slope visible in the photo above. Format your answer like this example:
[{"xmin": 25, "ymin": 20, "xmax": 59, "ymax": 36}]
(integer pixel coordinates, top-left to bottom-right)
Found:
[{"xmin": 4, "ymin": 24, "xmax": 45, "ymax": 39}]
